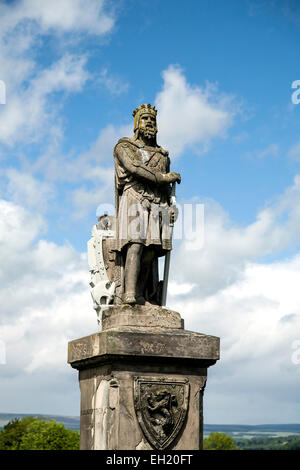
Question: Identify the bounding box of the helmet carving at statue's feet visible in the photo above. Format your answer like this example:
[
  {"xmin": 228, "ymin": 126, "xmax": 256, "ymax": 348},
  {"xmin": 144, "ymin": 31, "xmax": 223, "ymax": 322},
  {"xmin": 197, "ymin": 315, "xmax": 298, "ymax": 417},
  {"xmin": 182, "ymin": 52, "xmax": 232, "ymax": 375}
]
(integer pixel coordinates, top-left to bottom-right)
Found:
[{"xmin": 123, "ymin": 294, "xmax": 137, "ymax": 305}]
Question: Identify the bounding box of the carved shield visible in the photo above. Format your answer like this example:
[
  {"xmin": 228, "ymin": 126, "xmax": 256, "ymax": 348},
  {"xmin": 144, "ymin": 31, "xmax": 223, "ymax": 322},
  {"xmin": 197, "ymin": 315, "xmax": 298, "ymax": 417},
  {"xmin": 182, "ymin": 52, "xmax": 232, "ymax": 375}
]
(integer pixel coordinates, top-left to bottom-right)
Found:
[{"xmin": 134, "ymin": 376, "xmax": 190, "ymax": 450}]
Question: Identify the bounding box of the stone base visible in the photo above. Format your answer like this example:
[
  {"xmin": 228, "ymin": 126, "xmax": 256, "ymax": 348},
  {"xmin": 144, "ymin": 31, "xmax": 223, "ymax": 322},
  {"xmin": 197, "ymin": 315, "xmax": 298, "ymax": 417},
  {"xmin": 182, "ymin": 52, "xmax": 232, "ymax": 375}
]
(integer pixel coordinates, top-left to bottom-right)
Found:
[
  {"xmin": 68, "ymin": 306, "xmax": 220, "ymax": 450},
  {"xmin": 102, "ymin": 304, "xmax": 184, "ymax": 331}
]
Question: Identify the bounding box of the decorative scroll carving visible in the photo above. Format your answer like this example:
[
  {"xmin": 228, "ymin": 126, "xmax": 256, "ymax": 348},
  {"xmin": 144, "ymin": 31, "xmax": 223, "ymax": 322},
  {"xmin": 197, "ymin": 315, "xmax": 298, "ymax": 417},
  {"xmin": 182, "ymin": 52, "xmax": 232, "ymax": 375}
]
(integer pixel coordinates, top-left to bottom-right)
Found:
[{"xmin": 87, "ymin": 215, "xmax": 116, "ymax": 326}]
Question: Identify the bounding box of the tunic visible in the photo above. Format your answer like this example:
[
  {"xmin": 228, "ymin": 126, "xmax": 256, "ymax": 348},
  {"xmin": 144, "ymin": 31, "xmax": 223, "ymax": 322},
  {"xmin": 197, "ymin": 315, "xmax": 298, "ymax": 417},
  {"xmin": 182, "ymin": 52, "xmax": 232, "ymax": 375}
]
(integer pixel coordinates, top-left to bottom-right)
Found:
[{"xmin": 114, "ymin": 137, "xmax": 172, "ymax": 254}]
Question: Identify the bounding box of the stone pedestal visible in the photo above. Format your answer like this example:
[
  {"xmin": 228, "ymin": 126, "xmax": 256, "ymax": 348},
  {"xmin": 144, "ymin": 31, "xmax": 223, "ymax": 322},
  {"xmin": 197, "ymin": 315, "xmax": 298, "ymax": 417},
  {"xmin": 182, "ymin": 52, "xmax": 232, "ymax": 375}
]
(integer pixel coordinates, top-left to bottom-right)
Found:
[{"xmin": 68, "ymin": 305, "xmax": 220, "ymax": 450}]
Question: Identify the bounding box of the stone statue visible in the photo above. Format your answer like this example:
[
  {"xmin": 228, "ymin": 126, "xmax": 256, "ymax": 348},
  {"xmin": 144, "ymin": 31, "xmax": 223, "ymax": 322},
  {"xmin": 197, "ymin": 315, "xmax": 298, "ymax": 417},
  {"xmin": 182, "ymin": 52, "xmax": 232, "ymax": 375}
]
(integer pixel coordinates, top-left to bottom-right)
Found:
[
  {"xmin": 71, "ymin": 104, "xmax": 220, "ymax": 452},
  {"xmin": 88, "ymin": 104, "xmax": 181, "ymax": 320}
]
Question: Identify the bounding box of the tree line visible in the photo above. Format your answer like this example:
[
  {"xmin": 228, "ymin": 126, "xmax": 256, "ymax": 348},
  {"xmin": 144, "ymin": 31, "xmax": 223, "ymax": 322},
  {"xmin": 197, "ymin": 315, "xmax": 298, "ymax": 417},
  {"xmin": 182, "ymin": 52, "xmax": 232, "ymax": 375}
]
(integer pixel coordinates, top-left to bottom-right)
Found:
[{"xmin": 1, "ymin": 417, "xmax": 300, "ymax": 450}]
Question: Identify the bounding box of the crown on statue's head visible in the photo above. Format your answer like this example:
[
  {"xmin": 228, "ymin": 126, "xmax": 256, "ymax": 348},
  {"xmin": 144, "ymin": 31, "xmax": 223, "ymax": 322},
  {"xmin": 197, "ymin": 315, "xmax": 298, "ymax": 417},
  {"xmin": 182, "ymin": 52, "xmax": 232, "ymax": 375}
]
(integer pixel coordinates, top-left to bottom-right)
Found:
[
  {"xmin": 132, "ymin": 103, "xmax": 157, "ymax": 117},
  {"xmin": 132, "ymin": 104, "xmax": 157, "ymax": 131}
]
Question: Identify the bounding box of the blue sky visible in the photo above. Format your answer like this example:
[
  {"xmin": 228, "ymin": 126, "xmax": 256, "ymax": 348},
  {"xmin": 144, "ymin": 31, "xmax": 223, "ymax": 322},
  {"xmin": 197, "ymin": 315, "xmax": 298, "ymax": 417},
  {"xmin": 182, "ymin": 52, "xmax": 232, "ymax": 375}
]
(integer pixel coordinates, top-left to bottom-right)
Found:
[{"xmin": 1, "ymin": 0, "xmax": 300, "ymax": 425}]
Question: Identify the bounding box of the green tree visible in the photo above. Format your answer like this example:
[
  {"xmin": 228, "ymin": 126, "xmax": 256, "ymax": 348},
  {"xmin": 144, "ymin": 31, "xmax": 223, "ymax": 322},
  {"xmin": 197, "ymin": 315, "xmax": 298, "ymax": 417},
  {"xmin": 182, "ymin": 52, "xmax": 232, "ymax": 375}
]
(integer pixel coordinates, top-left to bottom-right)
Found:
[
  {"xmin": 203, "ymin": 432, "xmax": 238, "ymax": 450},
  {"xmin": 0, "ymin": 416, "xmax": 79, "ymax": 450},
  {"xmin": 0, "ymin": 416, "xmax": 37, "ymax": 450}
]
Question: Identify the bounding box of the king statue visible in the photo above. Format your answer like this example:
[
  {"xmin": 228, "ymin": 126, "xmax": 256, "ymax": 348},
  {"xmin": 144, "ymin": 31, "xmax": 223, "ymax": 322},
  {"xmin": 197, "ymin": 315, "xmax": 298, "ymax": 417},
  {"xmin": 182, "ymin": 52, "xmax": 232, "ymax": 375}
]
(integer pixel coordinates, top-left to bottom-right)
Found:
[
  {"xmin": 88, "ymin": 104, "xmax": 181, "ymax": 319},
  {"xmin": 71, "ymin": 103, "xmax": 220, "ymax": 453}
]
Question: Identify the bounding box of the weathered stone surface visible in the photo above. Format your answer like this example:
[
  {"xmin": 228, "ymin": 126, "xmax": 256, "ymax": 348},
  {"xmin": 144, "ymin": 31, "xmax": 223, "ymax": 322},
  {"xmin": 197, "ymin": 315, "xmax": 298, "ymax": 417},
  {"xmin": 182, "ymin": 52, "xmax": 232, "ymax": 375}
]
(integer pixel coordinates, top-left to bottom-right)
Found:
[
  {"xmin": 68, "ymin": 314, "xmax": 220, "ymax": 450},
  {"xmin": 68, "ymin": 328, "xmax": 219, "ymax": 370},
  {"xmin": 76, "ymin": 363, "xmax": 207, "ymax": 450},
  {"xmin": 102, "ymin": 304, "xmax": 184, "ymax": 331}
]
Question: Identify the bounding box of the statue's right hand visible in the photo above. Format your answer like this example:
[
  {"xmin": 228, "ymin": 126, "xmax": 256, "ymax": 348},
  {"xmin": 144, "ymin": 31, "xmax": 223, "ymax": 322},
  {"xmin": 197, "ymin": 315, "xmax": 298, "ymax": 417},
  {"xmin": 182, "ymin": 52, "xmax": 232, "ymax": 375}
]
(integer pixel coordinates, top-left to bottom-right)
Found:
[
  {"xmin": 156, "ymin": 172, "xmax": 181, "ymax": 184},
  {"xmin": 167, "ymin": 172, "xmax": 181, "ymax": 184}
]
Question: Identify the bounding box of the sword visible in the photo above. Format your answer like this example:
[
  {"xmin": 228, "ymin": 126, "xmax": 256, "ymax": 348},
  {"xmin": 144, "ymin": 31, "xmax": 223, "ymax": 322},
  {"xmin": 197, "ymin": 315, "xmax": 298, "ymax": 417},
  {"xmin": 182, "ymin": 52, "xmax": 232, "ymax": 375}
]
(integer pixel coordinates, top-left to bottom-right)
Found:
[{"xmin": 161, "ymin": 182, "xmax": 176, "ymax": 307}]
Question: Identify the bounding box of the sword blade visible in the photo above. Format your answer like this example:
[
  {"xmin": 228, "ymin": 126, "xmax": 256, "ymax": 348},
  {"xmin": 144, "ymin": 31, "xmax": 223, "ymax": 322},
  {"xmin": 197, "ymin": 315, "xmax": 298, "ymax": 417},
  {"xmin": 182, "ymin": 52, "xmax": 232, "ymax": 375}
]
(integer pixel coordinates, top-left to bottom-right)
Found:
[{"xmin": 161, "ymin": 182, "xmax": 176, "ymax": 306}]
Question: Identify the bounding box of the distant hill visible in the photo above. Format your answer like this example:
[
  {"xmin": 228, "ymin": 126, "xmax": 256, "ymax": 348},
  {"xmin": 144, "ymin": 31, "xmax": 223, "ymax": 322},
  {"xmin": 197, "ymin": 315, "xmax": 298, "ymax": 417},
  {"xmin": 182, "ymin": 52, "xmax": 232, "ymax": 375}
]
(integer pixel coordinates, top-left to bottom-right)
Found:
[
  {"xmin": 204, "ymin": 423, "xmax": 300, "ymax": 439},
  {"xmin": 205, "ymin": 424, "xmax": 300, "ymax": 433},
  {"xmin": 0, "ymin": 413, "xmax": 80, "ymax": 431},
  {"xmin": 1, "ymin": 413, "xmax": 300, "ymax": 439}
]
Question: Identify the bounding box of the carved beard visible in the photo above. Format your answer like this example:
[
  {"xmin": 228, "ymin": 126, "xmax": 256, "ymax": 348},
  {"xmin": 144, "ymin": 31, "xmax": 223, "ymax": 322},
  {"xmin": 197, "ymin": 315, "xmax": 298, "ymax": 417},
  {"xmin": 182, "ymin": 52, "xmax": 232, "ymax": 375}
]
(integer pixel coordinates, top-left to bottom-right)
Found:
[{"xmin": 139, "ymin": 125, "xmax": 157, "ymax": 140}]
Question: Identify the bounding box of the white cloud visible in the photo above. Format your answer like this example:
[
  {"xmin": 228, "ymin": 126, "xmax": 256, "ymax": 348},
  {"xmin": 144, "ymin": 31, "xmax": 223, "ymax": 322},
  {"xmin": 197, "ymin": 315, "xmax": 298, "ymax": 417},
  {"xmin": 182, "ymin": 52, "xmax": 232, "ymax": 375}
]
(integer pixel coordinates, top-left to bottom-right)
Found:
[
  {"xmin": 0, "ymin": 200, "xmax": 88, "ymax": 320},
  {"xmin": 168, "ymin": 256, "xmax": 300, "ymax": 423},
  {"xmin": 155, "ymin": 65, "xmax": 236, "ymax": 157},
  {"xmin": 98, "ymin": 68, "xmax": 129, "ymax": 95},
  {"xmin": 287, "ymin": 142, "xmax": 300, "ymax": 162},
  {"xmin": 0, "ymin": 198, "xmax": 95, "ymax": 412},
  {"xmin": 0, "ymin": 0, "xmax": 115, "ymax": 37},
  {"xmin": 0, "ymin": 0, "xmax": 115, "ymax": 146},
  {"xmin": 0, "ymin": 54, "xmax": 89, "ymax": 146},
  {"xmin": 257, "ymin": 143, "xmax": 279, "ymax": 158},
  {"xmin": 23, "ymin": 122, "xmax": 131, "ymax": 218},
  {"xmin": 0, "ymin": 199, "xmax": 45, "ymax": 252},
  {"xmin": 5, "ymin": 169, "xmax": 54, "ymax": 212},
  {"xmin": 162, "ymin": 175, "xmax": 300, "ymax": 423},
  {"xmin": 66, "ymin": 124, "xmax": 131, "ymax": 218},
  {"xmin": 71, "ymin": 177, "xmax": 114, "ymax": 219},
  {"xmin": 172, "ymin": 175, "xmax": 300, "ymax": 298},
  {"xmin": 0, "ymin": 0, "xmax": 120, "ymax": 225},
  {"xmin": 67, "ymin": 124, "xmax": 131, "ymax": 180},
  {"xmin": 168, "ymin": 281, "xmax": 196, "ymax": 296},
  {"xmin": 30, "ymin": 123, "xmax": 131, "ymax": 183},
  {"xmin": 244, "ymin": 143, "xmax": 280, "ymax": 160}
]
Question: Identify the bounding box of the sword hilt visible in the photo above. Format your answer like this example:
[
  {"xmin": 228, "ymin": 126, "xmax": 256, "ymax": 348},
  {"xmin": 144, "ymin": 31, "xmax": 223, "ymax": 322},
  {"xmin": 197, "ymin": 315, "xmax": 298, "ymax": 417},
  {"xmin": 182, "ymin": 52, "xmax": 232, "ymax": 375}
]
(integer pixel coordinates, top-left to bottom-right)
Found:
[{"xmin": 169, "ymin": 182, "xmax": 177, "ymax": 227}]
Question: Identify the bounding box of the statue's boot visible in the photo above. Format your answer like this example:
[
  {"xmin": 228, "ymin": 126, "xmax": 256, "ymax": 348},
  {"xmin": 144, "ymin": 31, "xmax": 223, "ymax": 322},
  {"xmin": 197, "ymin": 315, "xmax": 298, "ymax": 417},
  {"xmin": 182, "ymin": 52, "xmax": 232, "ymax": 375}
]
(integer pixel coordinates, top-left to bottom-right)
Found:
[{"xmin": 136, "ymin": 262, "xmax": 152, "ymax": 306}]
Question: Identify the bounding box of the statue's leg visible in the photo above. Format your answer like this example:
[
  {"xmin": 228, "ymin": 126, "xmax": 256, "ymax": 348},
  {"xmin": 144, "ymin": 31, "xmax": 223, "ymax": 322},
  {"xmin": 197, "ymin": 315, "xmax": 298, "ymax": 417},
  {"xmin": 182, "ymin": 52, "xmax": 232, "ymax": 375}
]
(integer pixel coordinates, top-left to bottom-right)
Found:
[
  {"xmin": 136, "ymin": 247, "xmax": 156, "ymax": 304},
  {"xmin": 123, "ymin": 242, "xmax": 143, "ymax": 304}
]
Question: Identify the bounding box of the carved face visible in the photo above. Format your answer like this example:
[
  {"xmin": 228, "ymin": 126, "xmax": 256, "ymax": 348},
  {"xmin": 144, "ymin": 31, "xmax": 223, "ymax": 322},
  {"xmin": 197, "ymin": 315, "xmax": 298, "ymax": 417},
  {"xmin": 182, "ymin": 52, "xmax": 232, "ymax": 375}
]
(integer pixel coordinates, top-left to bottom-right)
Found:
[{"xmin": 138, "ymin": 112, "xmax": 157, "ymax": 139}]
